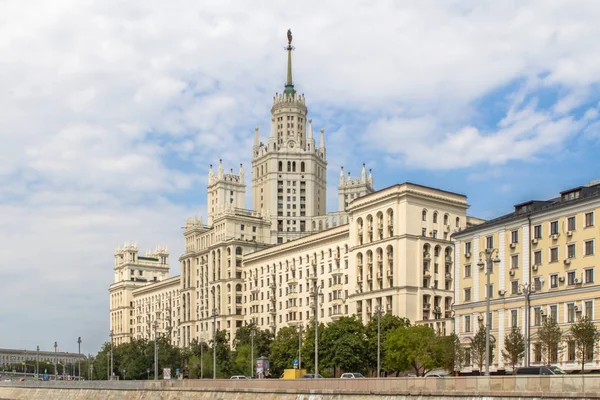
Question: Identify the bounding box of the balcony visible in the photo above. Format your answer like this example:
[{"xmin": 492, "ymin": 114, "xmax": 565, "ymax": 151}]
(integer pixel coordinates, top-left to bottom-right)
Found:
[
  {"xmin": 332, "ymin": 267, "xmax": 344, "ymax": 275},
  {"xmin": 367, "ymin": 274, "xmax": 373, "ymax": 281},
  {"xmin": 331, "ymin": 312, "xmax": 343, "ymax": 321}
]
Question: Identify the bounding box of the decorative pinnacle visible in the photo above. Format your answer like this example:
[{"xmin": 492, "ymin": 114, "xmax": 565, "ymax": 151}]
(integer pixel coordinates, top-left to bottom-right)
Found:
[{"xmin": 284, "ymin": 29, "xmax": 295, "ymax": 96}]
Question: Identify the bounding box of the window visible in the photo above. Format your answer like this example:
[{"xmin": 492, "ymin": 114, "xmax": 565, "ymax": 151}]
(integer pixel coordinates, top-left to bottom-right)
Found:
[
  {"xmin": 464, "ymin": 288, "xmax": 471, "ymax": 302},
  {"xmin": 486, "ymin": 236, "xmax": 494, "ymax": 249},
  {"xmin": 422, "ymin": 210, "xmax": 427, "ymax": 221},
  {"xmin": 567, "ymin": 244, "xmax": 576, "ymax": 259},
  {"xmin": 585, "ymin": 212, "xmax": 594, "ymax": 227},
  {"xmin": 550, "ymin": 221, "xmax": 559, "ymax": 235},
  {"xmin": 511, "ymin": 230, "xmax": 519, "ymax": 244},
  {"xmin": 534, "ymin": 225, "xmax": 542, "ymax": 239},
  {"xmin": 433, "ymin": 212, "xmax": 438, "ymax": 223},
  {"xmin": 465, "ymin": 315, "xmax": 471, "ymax": 332},
  {"xmin": 586, "ymin": 300, "xmax": 593, "ymax": 318},
  {"xmin": 567, "ymin": 271, "xmax": 576, "ymax": 286},
  {"xmin": 567, "ymin": 303, "xmax": 576, "ymax": 323},
  {"xmin": 550, "ymin": 274, "xmax": 558, "ymax": 288},
  {"xmin": 422, "ymin": 228, "xmax": 426, "ymax": 237},
  {"xmin": 465, "ymin": 242, "xmax": 472, "ymax": 255},
  {"xmin": 550, "ymin": 305, "xmax": 558, "ymax": 322},
  {"xmin": 585, "ymin": 240, "xmax": 594, "ymax": 256},
  {"xmin": 567, "ymin": 216, "xmax": 576, "ymax": 231},
  {"xmin": 511, "ymin": 254, "xmax": 519, "ymax": 269},
  {"xmin": 464, "ymin": 264, "xmax": 471, "ymax": 278},
  {"xmin": 534, "ymin": 276, "xmax": 542, "ymax": 291},
  {"xmin": 568, "ymin": 341, "xmax": 575, "ymax": 361},
  {"xmin": 511, "ymin": 280, "xmax": 519, "ymax": 295},
  {"xmin": 534, "ymin": 250, "xmax": 542, "ymax": 265},
  {"xmin": 550, "ymin": 247, "xmax": 558, "ymax": 263},
  {"xmin": 485, "ymin": 284, "xmax": 494, "ymax": 299},
  {"xmin": 511, "ymin": 310, "xmax": 518, "ymax": 328},
  {"xmin": 534, "ymin": 307, "xmax": 542, "ymax": 326},
  {"xmin": 432, "ymin": 230, "xmax": 437, "ymax": 239},
  {"xmin": 585, "ymin": 268, "xmax": 594, "ymax": 284}
]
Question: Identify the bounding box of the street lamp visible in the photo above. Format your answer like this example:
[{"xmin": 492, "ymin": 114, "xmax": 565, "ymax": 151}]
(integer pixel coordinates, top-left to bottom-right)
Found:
[
  {"xmin": 307, "ymin": 275, "xmax": 323, "ymax": 377},
  {"xmin": 200, "ymin": 340, "xmax": 204, "ymax": 379},
  {"xmin": 109, "ymin": 330, "xmax": 114, "ymax": 380},
  {"xmin": 211, "ymin": 308, "xmax": 218, "ymax": 379},
  {"xmin": 374, "ymin": 305, "xmax": 383, "ymax": 378},
  {"xmin": 152, "ymin": 320, "xmax": 158, "ymax": 381},
  {"xmin": 250, "ymin": 330, "xmax": 255, "ymax": 378},
  {"xmin": 520, "ymin": 282, "xmax": 534, "ymax": 367},
  {"xmin": 36, "ymin": 346, "xmax": 39, "ymax": 378},
  {"xmin": 477, "ymin": 248, "xmax": 501, "ymax": 376},
  {"xmin": 298, "ymin": 323, "xmax": 303, "ymax": 371},
  {"xmin": 77, "ymin": 337, "xmax": 82, "ymax": 380},
  {"xmin": 54, "ymin": 342, "xmax": 58, "ymax": 381}
]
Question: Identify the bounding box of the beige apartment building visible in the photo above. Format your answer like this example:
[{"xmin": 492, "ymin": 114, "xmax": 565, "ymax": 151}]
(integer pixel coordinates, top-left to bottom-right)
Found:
[
  {"xmin": 453, "ymin": 180, "xmax": 600, "ymax": 372},
  {"xmin": 109, "ymin": 32, "xmax": 477, "ymax": 349}
]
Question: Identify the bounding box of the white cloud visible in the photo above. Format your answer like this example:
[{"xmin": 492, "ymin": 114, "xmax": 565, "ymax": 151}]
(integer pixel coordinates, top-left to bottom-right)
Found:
[{"xmin": 1, "ymin": 0, "xmax": 600, "ymax": 352}]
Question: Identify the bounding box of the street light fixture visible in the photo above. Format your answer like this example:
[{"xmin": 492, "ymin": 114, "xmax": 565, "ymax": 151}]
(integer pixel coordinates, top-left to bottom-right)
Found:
[
  {"xmin": 109, "ymin": 330, "xmax": 114, "ymax": 380},
  {"xmin": 520, "ymin": 282, "xmax": 534, "ymax": 367},
  {"xmin": 200, "ymin": 340, "xmax": 204, "ymax": 379},
  {"xmin": 298, "ymin": 323, "xmax": 303, "ymax": 371},
  {"xmin": 374, "ymin": 305, "xmax": 383, "ymax": 378},
  {"xmin": 77, "ymin": 337, "xmax": 82, "ymax": 380},
  {"xmin": 477, "ymin": 248, "xmax": 501, "ymax": 376},
  {"xmin": 153, "ymin": 320, "xmax": 158, "ymax": 381},
  {"xmin": 211, "ymin": 308, "xmax": 218, "ymax": 379},
  {"xmin": 54, "ymin": 342, "xmax": 58, "ymax": 381},
  {"xmin": 307, "ymin": 275, "xmax": 323, "ymax": 377},
  {"xmin": 250, "ymin": 330, "xmax": 255, "ymax": 378},
  {"xmin": 36, "ymin": 346, "xmax": 39, "ymax": 378}
]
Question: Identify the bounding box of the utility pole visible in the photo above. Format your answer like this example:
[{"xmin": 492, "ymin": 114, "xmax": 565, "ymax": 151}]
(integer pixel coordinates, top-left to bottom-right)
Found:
[
  {"xmin": 54, "ymin": 342, "xmax": 58, "ymax": 381},
  {"xmin": 477, "ymin": 248, "xmax": 500, "ymax": 376},
  {"xmin": 250, "ymin": 330, "xmax": 255, "ymax": 378},
  {"xmin": 212, "ymin": 308, "xmax": 218, "ymax": 379},
  {"xmin": 153, "ymin": 321, "xmax": 158, "ymax": 380},
  {"xmin": 36, "ymin": 346, "xmax": 39, "ymax": 378},
  {"xmin": 109, "ymin": 330, "xmax": 114, "ymax": 380},
  {"xmin": 200, "ymin": 340, "xmax": 204, "ymax": 379},
  {"xmin": 298, "ymin": 324, "xmax": 303, "ymax": 370},
  {"xmin": 309, "ymin": 279, "xmax": 322, "ymax": 377},
  {"xmin": 375, "ymin": 305, "xmax": 382, "ymax": 378},
  {"xmin": 77, "ymin": 337, "xmax": 82, "ymax": 380}
]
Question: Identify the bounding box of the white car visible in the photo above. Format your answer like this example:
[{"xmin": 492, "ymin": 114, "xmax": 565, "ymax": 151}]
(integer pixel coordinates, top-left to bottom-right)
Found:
[
  {"xmin": 340, "ymin": 373, "xmax": 365, "ymax": 379},
  {"xmin": 230, "ymin": 375, "xmax": 248, "ymax": 380}
]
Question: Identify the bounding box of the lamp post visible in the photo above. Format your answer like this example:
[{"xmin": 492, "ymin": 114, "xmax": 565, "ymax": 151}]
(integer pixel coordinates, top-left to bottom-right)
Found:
[
  {"xmin": 77, "ymin": 337, "xmax": 82, "ymax": 380},
  {"xmin": 200, "ymin": 340, "xmax": 204, "ymax": 379},
  {"xmin": 36, "ymin": 346, "xmax": 39, "ymax": 378},
  {"xmin": 307, "ymin": 276, "xmax": 323, "ymax": 377},
  {"xmin": 54, "ymin": 342, "xmax": 58, "ymax": 381},
  {"xmin": 375, "ymin": 305, "xmax": 383, "ymax": 378},
  {"xmin": 298, "ymin": 323, "xmax": 303, "ymax": 370},
  {"xmin": 211, "ymin": 308, "xmax": 218, "ymax": 379},
  {"xmin": 520, "ymin": 282, "xmax": 534, "ymax": 368},
  {"xmin": 477, "ymin": 248, "xmax": 501, "ymax": 376},
  {"xmin": 109, "ymin": 330, "xmax": 114, "ymax": 380},
  {"xmin": 250, "ymin": 330, "xmax": 255, "ymax": 378},
  {"xmin": 153, "ymin": 320, "xmax": 158, "ymax": 380},
  {"xmin": 106, "ymin": 352, "xmax": 110, "ymax": 380}
]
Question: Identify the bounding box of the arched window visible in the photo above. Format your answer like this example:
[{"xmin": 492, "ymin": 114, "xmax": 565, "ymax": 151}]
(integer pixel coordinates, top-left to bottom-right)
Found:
[
  {"xmin": 422, "ymin": 209, "xmax": 427, "ymax": 221},
  {"xmin": 301, "ymin": 162, "xmax": 305, "ymax": 172},
  {"xmin": 433, "ymin": 212, "xmax": 438, "ymax": 223},
  {"xmin": 287, "ymin": 161, "xmax": 291, "ymax": 172},
  {"xmin": 444, "ymin": 214, "xmax": 449, "ymax": 225},
  {"xmin": 292, "ymin": 162, "xmax": 296, "ymax": 172},
  {"xmin": 278, "ymin": 161, "xmax": 282, "ymax": 172},
  {"xmin": 456, "ymin": 217, "xmax": 460, "ymax": 228}
]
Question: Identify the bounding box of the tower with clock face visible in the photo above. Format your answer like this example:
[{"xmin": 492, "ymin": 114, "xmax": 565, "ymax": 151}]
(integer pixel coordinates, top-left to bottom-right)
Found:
[{"xmin": 251, "ymin": 31, "xmax": 327, "ymax": 244}]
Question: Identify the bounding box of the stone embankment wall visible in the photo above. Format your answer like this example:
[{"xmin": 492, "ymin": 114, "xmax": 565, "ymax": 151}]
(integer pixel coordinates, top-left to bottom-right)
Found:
[{"xmin": 2, "ymin": 376, "xmax": 600, "ymax": 400}]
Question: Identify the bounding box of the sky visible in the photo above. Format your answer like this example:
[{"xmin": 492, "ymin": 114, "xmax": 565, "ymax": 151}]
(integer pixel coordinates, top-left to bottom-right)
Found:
[{"xmin": 1, "ymin": 0, "xmax": 600, "ymax": 355}]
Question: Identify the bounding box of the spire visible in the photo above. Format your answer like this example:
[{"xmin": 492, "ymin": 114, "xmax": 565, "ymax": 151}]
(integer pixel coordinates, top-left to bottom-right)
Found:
[
  {"xmin": 319, "ymin": 128, "xmax": 325, "ymax": 149},
  {"xmin": 239, "ymin": 163, "xmax": 245, "ymax": 181},
  {"xmin": 254, "ymin": 126, "xmax": 259, "ymax": 147},
  {"xmin": 361, "ymin": 163, "xmax": 367, "ymax": 183},
  {"xmin": 339, "ymin": 166, "xmax": 345, "ymax": 185},
  {"xmin": 218, "ymin": 159, "xmax": 224, "ymax": 179},
  {"xmin": 307, "ymin": 118, "xmax": 313, "ymax": 139},
  {"xmin": 347, "ymin": 171, "xmax": 351, "ymax": 183},
  {"xmin": 368, "ymin": 168, "xmax": 373, "ymax": 187},
  {"xmin": 209, "ymin": 164, "xmax": 214, "ymax": 183},
  {"xmin": 284, "ymin": 29, "xmax": 296, "ymax": 97}
]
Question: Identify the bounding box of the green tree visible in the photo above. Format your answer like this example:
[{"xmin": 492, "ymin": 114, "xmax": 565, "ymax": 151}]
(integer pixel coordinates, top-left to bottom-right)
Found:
[
  {"xmin": 471, "ymin": 325, "xmax": 495, "ymax": 373},
  {"xmin": 537, "ymin": 317, "xmax": 562, "ymax": 364},
  {"xmin": 300, "ymin": 321, "xmax": 326, "ymax": 376},
  {"xmin": 568, "ymin": 316, "xmax": 599, "ymax": 373},
  {"xmin": 365, "ymin": 314, "xmax": 410, "ymax": 376},
  {"xmin": 383, "ymin": 325, "xmax": 439, "ymax": 376},
  {"xmin": 270, "ymin": 326, "xmax": 302, "ymax": 377},
  {"xmin": 321, "ymin": 316, "xmax": 367, "ymax": 376},
  {"xmin": 502, "ymin": 327, "xmax": 525, "ymax": 374},
  {"xmin": 436, "ymin": 333, "xmax": 465, "ymax": 375},
  {"xmin": 211, "ymin": 330, "xmax": 234, "ymax": 378}
]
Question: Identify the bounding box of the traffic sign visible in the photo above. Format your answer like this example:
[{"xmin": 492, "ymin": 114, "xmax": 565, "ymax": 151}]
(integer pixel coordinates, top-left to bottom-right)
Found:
[{"xmin": 293, "ymin": 359, "xmax": 298, "ymax": 369}]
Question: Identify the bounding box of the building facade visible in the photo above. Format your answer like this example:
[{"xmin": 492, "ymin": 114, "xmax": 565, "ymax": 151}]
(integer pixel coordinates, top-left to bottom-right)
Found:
[
  {"xmin": 453, "ymin": 180, "xmax": 600, "ymax": 372},
  {"xmin": 110, "ymin": 32, "xmax": 476, "ymax": 349}
]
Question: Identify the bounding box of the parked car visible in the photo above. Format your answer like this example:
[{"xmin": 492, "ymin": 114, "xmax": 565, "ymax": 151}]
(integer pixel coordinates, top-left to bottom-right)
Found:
[
  {"xmin": 230, "ymin": 375, "xmax": 249, "ymax": 379},
  {"xmin": 340, "ymin": 373, "xmax": 365, "ymax": 379},
  {"xmin": 301, "ymin": 374, "xmax": 324, "ymax": 379},
  {"xmin": 515, "ymin": 366, "xmax": 565, "ymax": 375}
]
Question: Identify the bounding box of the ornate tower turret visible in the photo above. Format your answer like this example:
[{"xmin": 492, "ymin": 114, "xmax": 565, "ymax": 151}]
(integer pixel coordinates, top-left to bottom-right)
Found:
[
  {"xmin": 338, "ymin": 163, "xmax": 375, "ymax": 211},
  {"xmin": 207, "ymin": 160, "xmax": 246, "ymax": 225}
]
